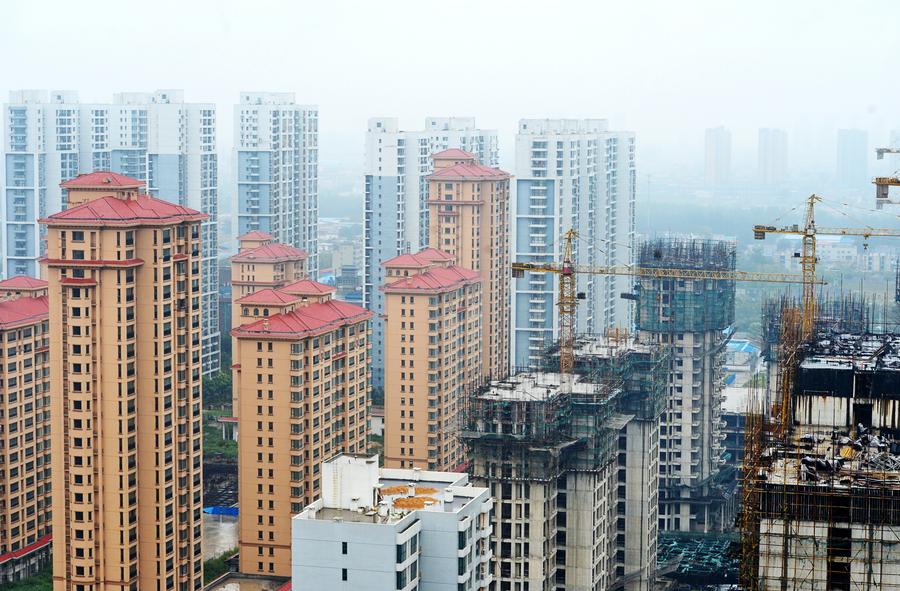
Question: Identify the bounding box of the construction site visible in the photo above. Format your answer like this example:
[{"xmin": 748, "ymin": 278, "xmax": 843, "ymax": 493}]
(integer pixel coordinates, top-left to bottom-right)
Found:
[
  {"xmin": 461, "ymin": 333, "xmax": 668, "ymax": 591},
  {"xmin": 741, "ymin": 187, "xmax": 900, "ymax": 590}
]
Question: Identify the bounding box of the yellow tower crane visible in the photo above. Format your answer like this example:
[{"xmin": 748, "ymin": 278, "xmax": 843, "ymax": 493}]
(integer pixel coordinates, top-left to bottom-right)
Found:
[
  {"xmin": 753, "ymin": 193, "xmax": 900, "ymax": 338},
  {"xmin": 512, "ymin": 229, "xmax": 816, "ymax": 376},
  {"xmin": 873, "ymin": 147, "xmax": 900, "ymax": 208}
]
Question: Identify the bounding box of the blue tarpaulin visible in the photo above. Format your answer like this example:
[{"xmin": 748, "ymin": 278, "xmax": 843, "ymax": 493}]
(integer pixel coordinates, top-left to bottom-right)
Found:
[{"xmin": 204, "ymin": 506, "xmax": 239, "ymax": 516}]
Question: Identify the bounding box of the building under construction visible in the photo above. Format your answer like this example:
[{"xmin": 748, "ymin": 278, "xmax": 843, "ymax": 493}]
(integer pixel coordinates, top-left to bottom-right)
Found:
[
  {"xmin": 742, "ymin": 320, "xmax": 900, "ymax": 589},
  {"xmin": 462, "ymin": 334, "xmax": 667, "ymax": 591},
  {"xmin": 635, "ymin": 238, "xmax": 736, "ymax": 533}
]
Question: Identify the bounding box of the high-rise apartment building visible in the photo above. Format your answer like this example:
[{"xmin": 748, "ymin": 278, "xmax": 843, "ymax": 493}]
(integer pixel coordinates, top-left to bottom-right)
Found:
[
  {"xmin": 234, "ymin": 92, "xmax": 319, "ymax": 275},
  {"xmin": 231, "ymin": 285, "xmax": 371, "ymax": 577},
  {"xmin": 364, "ymin": 117, "xmax": 498, "ymax": 389},
  {"xmin": 758, "ymin": 128, "xmax": 788, "ymax": 185},
  {"xmin": 426, "ymin": 150, "xmax": 510, "ymax": 380},
  {"xmin": 0, "ymin": 277, "xmax": 51, "ymax": 583},
  {"xmin": 229, "ymin": 230, "xmax": 308, "ymax": 328},
  {"xmin": 381, "ymin": 248, "xmax": 482, "ymax": 470},
  {"xmin": 512, "ymin": 119, "xmax": 636, "ymax": 368},
  {"xmin": 291, "ymin": 454, "xmax": 493, "ymax": 591},
  {"xmin": 41, "ymin": 176, "xmax": 206, "ymax": 591},
  {"xmin": 636, "ymin": 239, "xmax": 735, "ymax": 533},
  {"xmin": 704, "ymin": 126, "xmax": 732, "ymax": 186},
  {"xmin": 836, "ymin": 128, "xmax": 869, "ymax": 188},
  {"xmin": 2, "ymin": 90, "xmax": 221, "ymax": 375}
]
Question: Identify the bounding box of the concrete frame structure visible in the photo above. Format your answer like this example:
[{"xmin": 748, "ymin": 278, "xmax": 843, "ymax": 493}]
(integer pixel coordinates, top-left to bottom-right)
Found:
[
  {"xmin": 231, "ymin": 285, "xmax": 372, "ymax": 577},
  {"xmin": 0, "ymin": 277, "xmax": 51, "ymax": 583},
  {"xmin": 234, "ymin": 92, "xmax": 318, "ymax": 276},
  {"xmin": 635, "ymin": 239, "xmax": 735, "ymax": 534},
  {"xmin": 2, "ymin": 90, "xmax": 221, "ymax": 375},
  {"xmin": 746, "ymin": 332, "xmax": 900, "ymax": 590},
  {"xmin": 426, "ymin": 151, "xmax": 510, "ymax": 381},
  {"xmin": 42, "ymin": 176, "xmax": 206, "ymax": 591},
  {"xmin": 291, "ymin": 454, "xmax": 493, "ymax": 591},
  {"xmin": 381, "ymin": 248, "xmax": 482, "ymax": 471},
  {"xmin": 512, "ymin": 119, "xmax": 636, "ymax": 368},
  {"xmin": 363, "ymin": 117, "xmax": 498, "ymax": 390}
]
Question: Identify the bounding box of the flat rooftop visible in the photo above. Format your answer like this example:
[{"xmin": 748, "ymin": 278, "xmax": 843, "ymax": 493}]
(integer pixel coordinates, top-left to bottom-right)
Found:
[
  {"xmin": 298, "ymin": 456, "xmax": 486, "ymax": 526},
  {"xmin": 762, "ymin": 426, "xmax": 900, "ymax": 490},
  {"xmin": 478, "ymin": 372, "xmax": 605, "ymax": 402},
  {"xmin": 572, "ymin": 335, "xmax": 655, "ymax": 358},
  {"xmin": 801, "ymin": 333, "xmax": 900, "ymax": 372}
]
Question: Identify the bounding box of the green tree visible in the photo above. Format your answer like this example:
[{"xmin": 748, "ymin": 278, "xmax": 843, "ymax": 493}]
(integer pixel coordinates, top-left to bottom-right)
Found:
[{"xmin": 203, "ymin": 370, "xmax": 233, "ymax": 407}]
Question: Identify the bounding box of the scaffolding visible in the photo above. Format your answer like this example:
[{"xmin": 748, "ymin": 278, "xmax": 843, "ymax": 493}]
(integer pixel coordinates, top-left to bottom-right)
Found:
[
  {"xmin": 741, "ymin": 297, "xmax": 900, "ymax": 590},
  {"xmin": 459, "ymin": 370, "xmax": 621, "ymax": 479},
  {"xmin": 635, "ymin": 238, "xmax": 736, "ymax": 333}
]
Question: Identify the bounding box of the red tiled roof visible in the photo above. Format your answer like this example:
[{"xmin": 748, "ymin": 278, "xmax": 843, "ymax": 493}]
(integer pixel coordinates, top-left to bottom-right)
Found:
[
  {"xmin": 0, "ymin": 275, "xmax": 47, "ymax": 289},
  {"xmin": 426, "ymin": 163, "xmax": 510, "ymax": 180},
  {"xmin": 238, "ymin": 230, "xmax": 274, "ymax": 241},
  {"xmin": 235, "ymin": 288, "xmax": 299, "ymax": 305},
  {"xmin": 383, "ymin": 247, "xmax": 454, "ymax": 268},
  {"xmin": 232, "ymin": 299, "xmax": 372, "ymax": 340},
  {"xmin": 0, "ymin": 534, "xmax": 51, "ymax": 565},
  {"xmin": 230, "ymin": 243, "xmax": 308, "ymax": 263},
  {"xmin": 61, "ymin": 171, "xmax": 145, "ymax": 189},
  {"xmin": 370, "ymin": 406, "xmax": 385, "ymax": 418},
  {"xmin": 40, "ymin": 195, "xmax": 205, "ymax": 227},
  {"xmin": 280, "ymin": 279, "xmax": 336, "ymax": 296},
  {"xmin": 432, "ymin": 148, "xmax": 475, "ymax": 160},
  {"xmin": 0, "ymin": 296, "xmax": 48, "ymax": 329},
  {"xmin": 383, "ymin": 265, "xmax": 480, "ymax": 293}
]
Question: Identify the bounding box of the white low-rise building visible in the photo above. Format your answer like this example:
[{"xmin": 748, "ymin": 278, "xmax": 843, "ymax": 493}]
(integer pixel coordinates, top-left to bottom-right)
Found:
[{"xmin": 291, "ymin": 454, "xmax": 493, "ymax": 591}]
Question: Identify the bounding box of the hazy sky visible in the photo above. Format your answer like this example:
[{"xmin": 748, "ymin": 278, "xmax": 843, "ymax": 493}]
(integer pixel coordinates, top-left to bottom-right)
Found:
[{"xmin": 3, "ymin": 0, "xmax": 899, "ymax": 175}]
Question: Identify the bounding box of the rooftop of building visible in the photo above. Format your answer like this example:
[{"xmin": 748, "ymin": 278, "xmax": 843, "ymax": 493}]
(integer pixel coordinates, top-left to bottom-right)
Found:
[
  {"xmin": 762, "ymin": 426, "xmax": 900, "ymax": 490},
  {"xmin": 204, "ymin": 572, "xmax": 289, "ymax": 591},
  {"xmin": 382, "ymin": 247, "xmax": 454, "ymax": 268},
  {"xmin": 426, "ymin": 162, "xmax": 511, "ymax": 181},
  {"xmin": 237, "ymin": 230, "xmax": 274, "ymax": 241},
  {"xmin": 60, "ymin": 171, "xmax": 145, "ymax": 189},
  {"xmin": 800, "ymin": 332, "xmax": 900, "ymax": 372},
  {"xmin": 280, "ymin": 279, "xmax": 336, "ymax": 295},
  {"xmin": 0, "ymin": 295, "xmax": 48, "ymax": 330},
  {"xmin": 0, "ymin": 275, "xmax": 48, "ymax": 290},
  {"xmin": 295, "ymin": 455, "xmax": 487, "ymax": 526},
  {"xmin": 230, "ymin": 242, "xmax": 308, "ymax": 263},
  {"xmin": 235, "ymin": 288, "xmax": 300, "ymax": 305},
  {"xmin": 571, "ymin": 333, "xmax": 656, "ymax": 358},
  {"xmin": 40, "ymin": 194, "xmax": 206, "ymax": 227},
  {"xmin": 383, "ymin": 265, "xmax": 480, "ymax": 293},
  {"xmin": 432, "ymin": 148, "xmax": 475, "ymax": 160},
  {"xmin": 231, "ymin": 299, "xmax": 371, "ymax": 340},
  {"xmin": 477, "ymin": 371, "xmax": 605, "ymax": 402}
]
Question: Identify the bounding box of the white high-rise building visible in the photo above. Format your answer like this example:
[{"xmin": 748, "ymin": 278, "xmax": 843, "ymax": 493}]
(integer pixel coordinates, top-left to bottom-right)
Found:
[
  {"xmin": 364, "ymin": 117, "xmax": 498, "ymax": 387},
  {"xmin": 291, "ymin": 454, "xmax": 493, "ymax": 591},
  {"xmin": 234, "ymin": 92, "xmax": 319, "ymax": 275},
  {"xmin": 758, "ymin": 127, "xmax": 788, "ymax": 185},
  {"xmin": 511, "ymin": 118, "xmax": 635, "ymax": 368},
  {"xmin": 1, "ymin": 89, "xmax": 221, "ymax": 374},
  {"xmin": 704, "ymin": 126, "xmax": 731, "ymax": 186}
]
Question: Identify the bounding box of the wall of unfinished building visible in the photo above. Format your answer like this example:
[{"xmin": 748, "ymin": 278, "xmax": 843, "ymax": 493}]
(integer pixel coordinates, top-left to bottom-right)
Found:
[
  {"xmin": 758, "ymin": 518, "xmax": 900, "ymax": 590},
  {"xmin": 560, "ymin": 469, "xmax": 616, "ymax": 591},
  {"xmin": 619, "ymin": 418, "xmax": 660, "ymax": 591}
]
